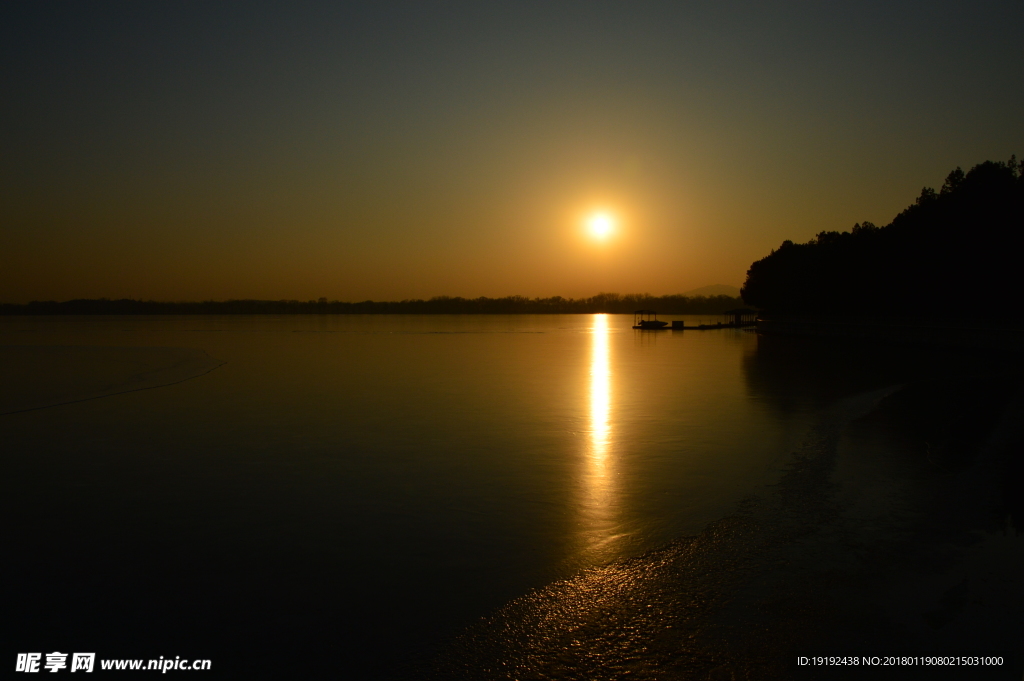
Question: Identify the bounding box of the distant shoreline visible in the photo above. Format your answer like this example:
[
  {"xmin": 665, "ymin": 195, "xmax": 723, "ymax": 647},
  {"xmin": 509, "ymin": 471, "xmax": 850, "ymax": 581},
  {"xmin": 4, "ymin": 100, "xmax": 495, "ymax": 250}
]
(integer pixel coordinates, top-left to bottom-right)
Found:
[{"xmin": 0, "ymin": 295, "xmax": 746, "ymax": 316}]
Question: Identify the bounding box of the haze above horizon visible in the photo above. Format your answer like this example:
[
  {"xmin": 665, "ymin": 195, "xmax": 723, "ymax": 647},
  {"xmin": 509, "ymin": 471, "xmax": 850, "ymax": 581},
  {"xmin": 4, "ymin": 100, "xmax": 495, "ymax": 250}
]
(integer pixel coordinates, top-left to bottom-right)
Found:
[{"xmin": 2, "ymin": 1, "xmax": 1022, "ymax": 304}]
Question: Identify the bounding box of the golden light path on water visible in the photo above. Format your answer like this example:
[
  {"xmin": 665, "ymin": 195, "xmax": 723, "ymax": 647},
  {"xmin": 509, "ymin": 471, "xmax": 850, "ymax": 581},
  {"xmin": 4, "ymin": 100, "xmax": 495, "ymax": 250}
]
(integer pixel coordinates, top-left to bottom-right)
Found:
[{"xmin": 581, "ymin": 313, "xmax": 619, "ymax": 561}]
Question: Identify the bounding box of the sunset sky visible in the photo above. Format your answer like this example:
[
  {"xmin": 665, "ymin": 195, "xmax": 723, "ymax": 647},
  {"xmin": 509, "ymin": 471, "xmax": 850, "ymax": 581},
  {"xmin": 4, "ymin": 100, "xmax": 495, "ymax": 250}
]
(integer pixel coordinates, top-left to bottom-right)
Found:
[{"xmin": 2, "ymin": 1, "xmax": 1022, "ymax": 303}]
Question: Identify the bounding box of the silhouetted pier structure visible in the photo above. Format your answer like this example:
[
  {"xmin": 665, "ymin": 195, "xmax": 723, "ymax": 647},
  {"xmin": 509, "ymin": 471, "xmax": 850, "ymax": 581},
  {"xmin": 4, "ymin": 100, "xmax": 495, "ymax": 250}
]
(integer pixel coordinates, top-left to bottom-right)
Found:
[
  {"xmin": 632, "ymin": 310, "xmax": 668, "ymax": 329},
  {"xmin": 632, "ymin": 308, "xmax": 759, "ymax": 331}
]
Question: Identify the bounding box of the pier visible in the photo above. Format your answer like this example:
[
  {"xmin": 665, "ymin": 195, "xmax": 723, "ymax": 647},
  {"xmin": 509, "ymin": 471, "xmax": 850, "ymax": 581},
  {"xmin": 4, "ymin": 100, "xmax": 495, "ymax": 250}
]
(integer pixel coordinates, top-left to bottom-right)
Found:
[{"xmin": 634, "ymin": 308, "xmax": 759, "ymax": 330}]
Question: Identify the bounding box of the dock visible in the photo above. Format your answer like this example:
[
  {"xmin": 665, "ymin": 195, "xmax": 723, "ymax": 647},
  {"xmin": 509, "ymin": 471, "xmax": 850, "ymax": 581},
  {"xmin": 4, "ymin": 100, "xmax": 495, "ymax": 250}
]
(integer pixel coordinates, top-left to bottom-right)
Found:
[{"xmin": 633, "ymin": 308, "xmax": 759, "ymax": 330}]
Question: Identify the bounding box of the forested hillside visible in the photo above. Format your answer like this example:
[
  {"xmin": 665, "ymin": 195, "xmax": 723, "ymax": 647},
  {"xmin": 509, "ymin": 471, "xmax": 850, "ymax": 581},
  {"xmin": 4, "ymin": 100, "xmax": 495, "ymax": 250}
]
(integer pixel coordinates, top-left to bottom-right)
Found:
[{"xmin": 741, "ymin": 158, "xmax": 1023, "ymax": 319}]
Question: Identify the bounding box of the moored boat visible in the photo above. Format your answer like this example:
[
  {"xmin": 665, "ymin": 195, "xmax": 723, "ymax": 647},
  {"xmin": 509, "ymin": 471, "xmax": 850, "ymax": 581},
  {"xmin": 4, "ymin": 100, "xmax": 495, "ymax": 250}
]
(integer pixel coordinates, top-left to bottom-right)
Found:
[{"xmin": 632, "ymin": 309, "xmax": 668, "ymax": 329}]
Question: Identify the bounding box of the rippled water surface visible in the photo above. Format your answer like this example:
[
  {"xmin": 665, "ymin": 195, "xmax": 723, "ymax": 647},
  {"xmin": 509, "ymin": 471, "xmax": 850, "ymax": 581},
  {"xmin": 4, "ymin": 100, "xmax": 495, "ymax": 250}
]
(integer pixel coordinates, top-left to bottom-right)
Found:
[{"xmin": 2, "ymin": 314, "xmax": 822, "ymax": 676}]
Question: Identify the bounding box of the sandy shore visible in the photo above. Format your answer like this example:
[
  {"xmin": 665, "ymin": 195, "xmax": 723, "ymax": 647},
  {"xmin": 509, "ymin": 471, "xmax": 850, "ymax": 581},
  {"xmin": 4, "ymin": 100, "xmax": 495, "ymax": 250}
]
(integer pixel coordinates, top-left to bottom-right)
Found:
[{"xmin": 427, "ymin": 380, "xmax": 1024, "ymax": 680}]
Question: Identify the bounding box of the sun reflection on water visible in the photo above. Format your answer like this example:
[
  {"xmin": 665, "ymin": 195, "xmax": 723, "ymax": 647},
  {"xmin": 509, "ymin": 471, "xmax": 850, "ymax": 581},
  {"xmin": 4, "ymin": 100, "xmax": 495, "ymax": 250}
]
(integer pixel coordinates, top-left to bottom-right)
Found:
[
  {"xmin": 590, "ymin": 314, "xmax": 611, "ymax": 464},
  {"xmin": 581, "ymin": 313, "xmax": 619, "ymax": 560}
]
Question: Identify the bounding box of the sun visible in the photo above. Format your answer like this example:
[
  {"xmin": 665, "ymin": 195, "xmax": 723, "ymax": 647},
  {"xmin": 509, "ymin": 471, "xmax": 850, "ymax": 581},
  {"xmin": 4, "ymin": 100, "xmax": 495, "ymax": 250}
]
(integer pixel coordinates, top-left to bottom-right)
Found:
[{"xmin": 586, "ymin": 212, "xmax": 616, "ymax": 240}]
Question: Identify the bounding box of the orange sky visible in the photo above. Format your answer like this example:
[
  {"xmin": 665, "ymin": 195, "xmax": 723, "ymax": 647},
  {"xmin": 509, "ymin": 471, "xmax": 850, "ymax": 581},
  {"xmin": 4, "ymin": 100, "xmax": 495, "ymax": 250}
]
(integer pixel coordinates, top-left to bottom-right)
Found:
[{"xmin": 2, "ymin": 2, "xmax": 1022, "ymax": 303}]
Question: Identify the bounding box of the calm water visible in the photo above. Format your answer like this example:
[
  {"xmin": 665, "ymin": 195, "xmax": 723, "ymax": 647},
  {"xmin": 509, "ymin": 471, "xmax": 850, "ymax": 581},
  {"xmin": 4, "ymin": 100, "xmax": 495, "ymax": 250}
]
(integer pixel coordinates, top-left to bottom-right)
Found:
[{"xmin": 2, "ymin": 314, "xmax": 851, "ymax": 677}]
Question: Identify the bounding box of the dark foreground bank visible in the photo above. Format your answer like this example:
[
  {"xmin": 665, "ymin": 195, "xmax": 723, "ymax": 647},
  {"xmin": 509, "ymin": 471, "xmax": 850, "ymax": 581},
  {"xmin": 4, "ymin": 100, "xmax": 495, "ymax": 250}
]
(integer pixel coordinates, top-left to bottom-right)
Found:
[{"xmin": 422, "ymin": 341, "xmax": 1024, "ymax": 681}]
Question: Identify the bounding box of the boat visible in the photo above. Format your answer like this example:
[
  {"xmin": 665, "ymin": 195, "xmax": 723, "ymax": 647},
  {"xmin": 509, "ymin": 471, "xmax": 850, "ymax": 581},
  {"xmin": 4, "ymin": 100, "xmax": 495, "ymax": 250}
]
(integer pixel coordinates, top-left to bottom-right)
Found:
[{"xmin": 632, "ymin": 309, "xmax": 669, "ymax": 329}]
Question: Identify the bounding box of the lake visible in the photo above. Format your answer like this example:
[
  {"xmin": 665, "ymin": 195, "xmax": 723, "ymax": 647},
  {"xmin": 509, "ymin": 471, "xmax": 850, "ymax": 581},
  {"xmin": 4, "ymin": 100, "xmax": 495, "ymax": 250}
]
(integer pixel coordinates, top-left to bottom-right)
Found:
[{"xmin": 1, "ymin": 314, "xmax": 898, "ymax": 677}]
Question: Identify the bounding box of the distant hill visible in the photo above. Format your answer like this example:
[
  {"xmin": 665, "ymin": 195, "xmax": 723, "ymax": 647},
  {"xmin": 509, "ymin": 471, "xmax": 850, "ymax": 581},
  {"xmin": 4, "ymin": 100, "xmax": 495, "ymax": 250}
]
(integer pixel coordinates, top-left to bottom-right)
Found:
[{"xmin": 682, "ymin": 284, "xmax": 741, "ymax": 298}]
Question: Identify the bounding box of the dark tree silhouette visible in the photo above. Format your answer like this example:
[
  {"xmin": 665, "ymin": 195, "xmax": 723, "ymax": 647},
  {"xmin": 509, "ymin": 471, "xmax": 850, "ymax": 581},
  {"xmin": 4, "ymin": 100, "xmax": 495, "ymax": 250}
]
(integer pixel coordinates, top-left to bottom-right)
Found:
[
  {"xmin": 741, "ymin": 157, "xmax": 1023, "ymax": 320},
  {"xmin": 1, "ymin": 293, "xmax": 745, "ymax": 316}
]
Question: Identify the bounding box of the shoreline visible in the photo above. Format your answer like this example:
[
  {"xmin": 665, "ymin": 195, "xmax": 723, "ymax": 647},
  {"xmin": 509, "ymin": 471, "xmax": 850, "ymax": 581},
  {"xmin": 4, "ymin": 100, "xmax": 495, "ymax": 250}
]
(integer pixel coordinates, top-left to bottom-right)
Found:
[
  {"xmin": 424, "ymin": 379, "xmax": 1024, "ymax": 680},
  {"xmin": 0, "ymin": 296, "xmax": 746, "ymax": 317}
]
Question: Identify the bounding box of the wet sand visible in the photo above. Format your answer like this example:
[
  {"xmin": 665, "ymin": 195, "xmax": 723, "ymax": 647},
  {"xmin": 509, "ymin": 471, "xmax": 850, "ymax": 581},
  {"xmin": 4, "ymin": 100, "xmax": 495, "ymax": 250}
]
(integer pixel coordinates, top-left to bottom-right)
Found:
[
  {"xmin": 0, "ymin": 345, "xmax": 225, "ymax": 415},
  {"xmin": 428, "ymin": 382, "xmax": 1024, "ymax": 680}
]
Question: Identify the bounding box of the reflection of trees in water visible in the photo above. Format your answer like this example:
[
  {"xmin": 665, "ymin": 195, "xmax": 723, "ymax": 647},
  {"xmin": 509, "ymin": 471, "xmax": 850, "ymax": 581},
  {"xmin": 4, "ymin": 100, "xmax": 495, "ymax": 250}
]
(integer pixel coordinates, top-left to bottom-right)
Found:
[
  {"xmin": 741, "ymin": 333, "xmax": 936, "ymax": 417},
  {"xmin": 744, "ymin": 332, "xmax": 1024, "ymax": 531}
]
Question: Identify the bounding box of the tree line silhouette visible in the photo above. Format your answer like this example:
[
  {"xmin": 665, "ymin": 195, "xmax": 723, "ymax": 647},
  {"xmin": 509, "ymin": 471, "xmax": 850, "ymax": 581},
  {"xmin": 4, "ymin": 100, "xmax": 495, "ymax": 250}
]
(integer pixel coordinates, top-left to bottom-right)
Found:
[
  {"xmin": 741, "ymin": 157, "xmax": 1023, "ymax": 320},
  {"xmin": 1, "ymin": 293, "xmax": 743, "ymax": 316}
]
